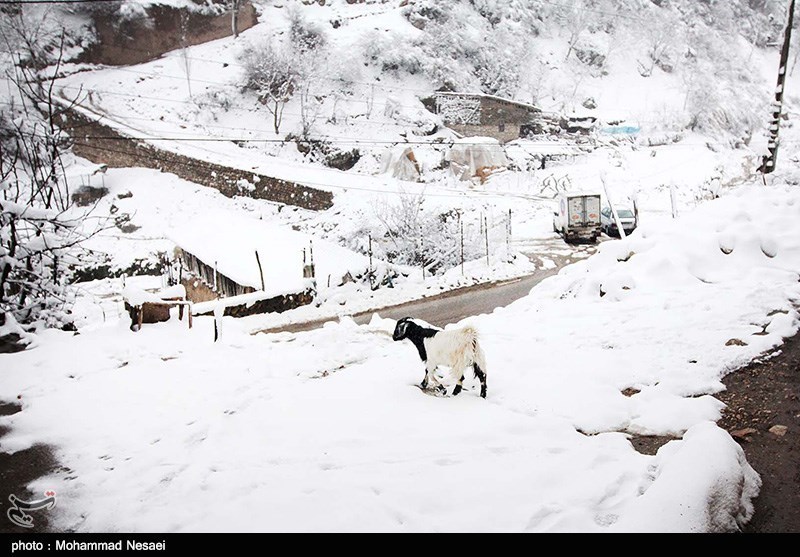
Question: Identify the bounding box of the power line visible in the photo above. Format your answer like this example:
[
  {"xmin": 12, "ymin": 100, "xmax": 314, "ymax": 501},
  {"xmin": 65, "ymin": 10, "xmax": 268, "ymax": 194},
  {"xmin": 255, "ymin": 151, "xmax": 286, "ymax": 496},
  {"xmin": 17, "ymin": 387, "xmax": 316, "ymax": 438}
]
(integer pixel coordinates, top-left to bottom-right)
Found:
[
  {"xmin": 56, "ymin": 84, "xmax": 440, "ymax": 129},
  {"xmin": 0, "ymin": 0, "xmax": 126, "ymax": 4},
  {"xmin": 4, "ymin": 95, "xmax": 774, "ymax": 153},
  {"xmin": 65, "ymin": 138, "xmax": 554, "ymax": 202}
]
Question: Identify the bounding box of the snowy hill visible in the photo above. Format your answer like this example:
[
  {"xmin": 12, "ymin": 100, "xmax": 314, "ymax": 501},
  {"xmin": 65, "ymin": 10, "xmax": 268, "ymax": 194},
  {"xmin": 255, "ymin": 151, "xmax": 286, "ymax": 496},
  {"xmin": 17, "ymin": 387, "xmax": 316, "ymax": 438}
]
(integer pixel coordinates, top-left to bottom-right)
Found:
[
  {"xmin": 28, "ymin": 0, "xmax": 793, "ymax": 278},
  {"xmin": 5, "ymin": 0, "xmax": 800, "ymax": 534}
]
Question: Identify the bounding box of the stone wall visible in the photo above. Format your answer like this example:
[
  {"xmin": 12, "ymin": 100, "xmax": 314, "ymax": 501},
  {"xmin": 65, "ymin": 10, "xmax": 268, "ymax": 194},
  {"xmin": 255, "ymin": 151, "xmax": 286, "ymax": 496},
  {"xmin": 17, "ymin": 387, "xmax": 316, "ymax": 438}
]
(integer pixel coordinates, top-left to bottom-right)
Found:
[
  {"xmin": 184, "ymin": 278, "xmax": 315, "ymax": 319},
  {"xmin": 63, "ymin": 109, "xmax": 334, "ymax": 211},
  {"xmin": 449, "ymin": 123, "xmax": 523, "ymax": 144},
  {"xmin": 80, "ymin": 2, "xmax": 259, "ymax": 66},
  {"xmin": 480, "ymin": 97, "xmax": 539, "ymax": 126},
  {"xmin": 436, "ymin": 94, "xmax": 548, "ymax": 143}
]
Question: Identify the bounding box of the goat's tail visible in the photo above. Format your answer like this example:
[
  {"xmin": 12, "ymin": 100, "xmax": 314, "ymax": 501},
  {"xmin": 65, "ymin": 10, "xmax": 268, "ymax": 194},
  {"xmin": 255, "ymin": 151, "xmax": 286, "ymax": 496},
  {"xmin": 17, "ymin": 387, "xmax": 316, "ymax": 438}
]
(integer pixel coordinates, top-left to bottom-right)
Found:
[
  {"xmin": 461, "ymin": 325, "xmax": 486, "ymax": 376},
  {"xmin": 466, "ymin": 327, "xmax": 488, "ymax": 399}
]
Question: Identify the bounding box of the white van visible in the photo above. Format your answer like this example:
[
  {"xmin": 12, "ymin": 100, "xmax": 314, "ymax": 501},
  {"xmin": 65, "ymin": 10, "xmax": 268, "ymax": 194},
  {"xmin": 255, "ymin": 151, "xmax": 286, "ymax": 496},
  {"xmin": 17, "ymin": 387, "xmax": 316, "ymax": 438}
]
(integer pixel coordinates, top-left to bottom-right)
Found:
[{"xmin": 552, "ymin": 192, "xmax": 602, "ymax": 243}]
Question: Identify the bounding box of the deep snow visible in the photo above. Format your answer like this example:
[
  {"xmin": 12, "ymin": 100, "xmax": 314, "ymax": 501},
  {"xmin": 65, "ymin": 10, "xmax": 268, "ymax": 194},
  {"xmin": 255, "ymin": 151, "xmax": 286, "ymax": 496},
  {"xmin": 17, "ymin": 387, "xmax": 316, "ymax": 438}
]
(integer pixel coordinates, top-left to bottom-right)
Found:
[
  {"xmin": 4, "ymin": 0, "xmax": 800, "ymax": 534},
  {"xmin": 4, "ymin": 177, "xmax": 800, "ymax": 532}
]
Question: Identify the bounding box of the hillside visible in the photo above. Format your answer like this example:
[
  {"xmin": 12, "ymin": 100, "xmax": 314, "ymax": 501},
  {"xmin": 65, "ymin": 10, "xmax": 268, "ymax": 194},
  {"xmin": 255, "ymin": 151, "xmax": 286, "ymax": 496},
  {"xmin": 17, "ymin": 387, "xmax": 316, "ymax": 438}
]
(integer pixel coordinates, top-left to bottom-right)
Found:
[{"xmin": 2, "ymin": 0, "xmax": 799, "ymax": 314}]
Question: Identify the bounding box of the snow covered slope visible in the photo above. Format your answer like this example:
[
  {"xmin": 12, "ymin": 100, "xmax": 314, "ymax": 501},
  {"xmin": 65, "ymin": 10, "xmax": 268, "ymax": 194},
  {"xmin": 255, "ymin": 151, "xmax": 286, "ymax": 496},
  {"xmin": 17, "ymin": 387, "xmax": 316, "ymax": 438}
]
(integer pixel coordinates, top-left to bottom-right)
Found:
[{"xmin": 4, "ymin": 173, "xmax": 799, "ymax": 532}]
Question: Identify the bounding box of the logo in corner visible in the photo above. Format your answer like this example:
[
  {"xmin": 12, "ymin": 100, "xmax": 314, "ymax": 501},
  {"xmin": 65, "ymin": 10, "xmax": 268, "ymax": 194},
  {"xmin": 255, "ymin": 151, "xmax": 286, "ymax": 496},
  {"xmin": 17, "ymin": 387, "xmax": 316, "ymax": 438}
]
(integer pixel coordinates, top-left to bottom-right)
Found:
[{"xmin": 7, "ymin": 491, "xmax": 56, "ymax": 529}]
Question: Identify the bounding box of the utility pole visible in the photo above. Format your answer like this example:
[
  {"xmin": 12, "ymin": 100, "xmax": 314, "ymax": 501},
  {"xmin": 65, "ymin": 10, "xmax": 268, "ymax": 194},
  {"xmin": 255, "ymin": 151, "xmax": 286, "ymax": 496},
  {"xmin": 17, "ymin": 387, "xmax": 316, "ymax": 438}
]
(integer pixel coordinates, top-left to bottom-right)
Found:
[{"xmin": 760, "ymin": 0, "xmax": 795, "ymax": 175}]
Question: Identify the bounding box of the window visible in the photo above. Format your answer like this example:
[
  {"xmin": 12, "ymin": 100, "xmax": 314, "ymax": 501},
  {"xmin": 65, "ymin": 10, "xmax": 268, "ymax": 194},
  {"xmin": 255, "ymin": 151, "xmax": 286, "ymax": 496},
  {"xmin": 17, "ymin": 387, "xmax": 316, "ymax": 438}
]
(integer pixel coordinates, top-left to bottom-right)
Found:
[{"xmin": 498, "ymin": 123, "xmax": 505, "ymax": 132}]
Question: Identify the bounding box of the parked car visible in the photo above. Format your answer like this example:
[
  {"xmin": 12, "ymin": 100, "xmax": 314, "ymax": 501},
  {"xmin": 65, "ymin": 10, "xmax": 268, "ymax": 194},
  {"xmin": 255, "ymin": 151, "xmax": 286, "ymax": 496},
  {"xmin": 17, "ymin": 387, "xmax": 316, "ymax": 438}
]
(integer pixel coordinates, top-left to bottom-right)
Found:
[{"xmin": 600, "ymin": 206, "xmax": 637, "ymax": 237}]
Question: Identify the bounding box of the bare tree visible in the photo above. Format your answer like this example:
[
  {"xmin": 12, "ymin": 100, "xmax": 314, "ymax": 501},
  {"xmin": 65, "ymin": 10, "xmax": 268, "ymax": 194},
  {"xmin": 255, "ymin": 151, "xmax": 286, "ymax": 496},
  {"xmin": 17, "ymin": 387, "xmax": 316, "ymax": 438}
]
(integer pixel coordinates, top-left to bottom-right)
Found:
[
  {"xmin": 560, "ymin": 3, "xmax": 593, "ymax": 61},
  {"xmin": 0, "ymin": 12, "xmax": 103, "ymax": 328},
  {"xmin": 242, "ymin": 41, "xmax": 297, "ymax": 134},
  {"xmin": 638, "ymin": 13, "xmax": 682, "ymax": 77},
  {"xmin": 242, "ymin": 9, "xmax": 329, "ymax": 137},
  {"xmin": 290, "ymin": 8, "xmax": 328, "ymax": 139}
]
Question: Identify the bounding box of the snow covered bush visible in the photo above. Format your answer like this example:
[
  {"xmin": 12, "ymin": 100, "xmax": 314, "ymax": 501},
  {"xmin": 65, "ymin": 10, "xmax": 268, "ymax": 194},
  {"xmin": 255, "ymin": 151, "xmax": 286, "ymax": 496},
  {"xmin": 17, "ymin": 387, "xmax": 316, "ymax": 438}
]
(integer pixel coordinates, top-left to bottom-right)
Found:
[
  {"xmin": 359, "ymin": 190, "xmax": 504, "ymax": 276},
  {"xmin": 287, "ymin": 5, "xmax": 327, "ymax": 53}
]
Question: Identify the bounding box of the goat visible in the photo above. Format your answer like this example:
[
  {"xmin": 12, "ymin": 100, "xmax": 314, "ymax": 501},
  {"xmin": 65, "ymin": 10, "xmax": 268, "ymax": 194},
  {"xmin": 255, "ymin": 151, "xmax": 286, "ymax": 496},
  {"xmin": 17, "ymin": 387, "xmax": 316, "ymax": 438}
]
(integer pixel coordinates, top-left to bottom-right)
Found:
[{"xmin": 392, "ymin": 317, "xmax": 487, "ymax": 398}]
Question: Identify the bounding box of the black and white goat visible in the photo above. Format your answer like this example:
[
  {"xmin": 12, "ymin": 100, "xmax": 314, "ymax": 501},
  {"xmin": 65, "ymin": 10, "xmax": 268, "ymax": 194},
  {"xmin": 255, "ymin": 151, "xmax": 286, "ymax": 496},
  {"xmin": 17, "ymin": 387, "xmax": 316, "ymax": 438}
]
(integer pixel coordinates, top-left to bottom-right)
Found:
[{"xmin": 392, "ymin": 317, "xmax": 487, "ymax": 398}]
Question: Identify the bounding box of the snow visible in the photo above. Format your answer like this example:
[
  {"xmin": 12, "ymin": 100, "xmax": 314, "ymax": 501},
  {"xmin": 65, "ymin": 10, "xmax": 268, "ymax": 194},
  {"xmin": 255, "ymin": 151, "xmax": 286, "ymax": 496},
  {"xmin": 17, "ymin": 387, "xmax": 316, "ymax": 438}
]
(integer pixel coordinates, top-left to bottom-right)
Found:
[
  {"xmin": 171, "ymin": 213, "xmax": 370, "ymax": 292},
  {"xmin": 4, "ymin": 0, "xmax": 800, "ymax": 534},
  {"xmin": 3, "ymin": 180, "xmax": 799, "ymax": 532},
  {"xmin": 192, "ymin": 284, "xmax": 314, "ymax": 316},
  {"xmin": 446, "ymin": 137, "xmax": 510, "ymax": 179},
  {"xmin": 122, "ymin": 284, "xmax": 186, "ymax": 306}
]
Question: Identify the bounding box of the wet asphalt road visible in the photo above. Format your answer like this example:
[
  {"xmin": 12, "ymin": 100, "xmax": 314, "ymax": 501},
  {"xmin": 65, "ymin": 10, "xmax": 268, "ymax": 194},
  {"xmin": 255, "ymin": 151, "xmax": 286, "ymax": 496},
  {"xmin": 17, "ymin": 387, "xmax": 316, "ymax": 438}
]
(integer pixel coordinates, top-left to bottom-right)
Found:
[{"xmin": 263, "ymin": 237, "xmax": 599, "ymax": 334}]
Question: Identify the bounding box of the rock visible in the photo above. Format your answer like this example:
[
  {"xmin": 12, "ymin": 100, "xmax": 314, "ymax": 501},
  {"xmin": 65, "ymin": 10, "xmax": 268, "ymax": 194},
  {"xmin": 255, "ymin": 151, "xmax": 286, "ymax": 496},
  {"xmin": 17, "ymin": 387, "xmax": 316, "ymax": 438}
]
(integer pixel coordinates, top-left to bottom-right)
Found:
[
  {"xmin": 731, "ymin": 427, "xmax": 758, "ymax": 439},
  {"xmin": 325, "ymin": 149, "xmax": 361, "ymax": 171},
  {"xmin": 769, "ymin": 425, "xmax": 788, "ymax": 437},
  {"xmin": 72, "ymin": 185, "xmax": 109, "ymax": 207},
  {"xmin": 726, "ymin": 338, "xmax": 748, "ymax": 346}
]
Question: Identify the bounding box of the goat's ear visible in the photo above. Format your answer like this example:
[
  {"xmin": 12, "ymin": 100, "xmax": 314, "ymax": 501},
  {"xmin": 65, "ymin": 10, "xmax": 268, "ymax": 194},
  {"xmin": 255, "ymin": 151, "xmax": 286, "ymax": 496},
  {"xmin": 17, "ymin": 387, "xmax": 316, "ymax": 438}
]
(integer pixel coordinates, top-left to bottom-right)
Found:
[{"xmin": 393, "ymin": 319, "xmax": 409, "ymax": 340}]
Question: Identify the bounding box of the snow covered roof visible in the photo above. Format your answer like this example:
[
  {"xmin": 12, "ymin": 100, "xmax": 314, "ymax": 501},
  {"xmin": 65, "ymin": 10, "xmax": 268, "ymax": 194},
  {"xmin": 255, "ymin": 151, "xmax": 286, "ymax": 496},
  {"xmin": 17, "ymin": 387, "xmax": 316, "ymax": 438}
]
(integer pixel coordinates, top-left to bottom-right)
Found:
[
  {"xmin": 434, "ymin": 91, "xmax": 542, "ymax": 113},
  {"xmin": 122, "ymin": 284, "xmax": 186, "ymax": 306},
  {"xmin": 170, "ymin": 213, "xmax": 370, "ymax": 294}
]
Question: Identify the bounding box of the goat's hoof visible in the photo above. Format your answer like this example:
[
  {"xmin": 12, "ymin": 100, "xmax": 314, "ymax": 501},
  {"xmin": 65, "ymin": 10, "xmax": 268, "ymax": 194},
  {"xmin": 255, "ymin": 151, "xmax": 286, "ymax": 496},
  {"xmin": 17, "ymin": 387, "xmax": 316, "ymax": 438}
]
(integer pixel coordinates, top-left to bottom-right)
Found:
[
  {"xmin": 435, "ymin": 385, "xmax": 446, "ymax": 395},
  {"xmin": 452, "ymin": 385, "xmax": 462, "ymax": 396},
  {"xmin": 480, "ymin": 389, "xmax": 487, "ymax": 399}
]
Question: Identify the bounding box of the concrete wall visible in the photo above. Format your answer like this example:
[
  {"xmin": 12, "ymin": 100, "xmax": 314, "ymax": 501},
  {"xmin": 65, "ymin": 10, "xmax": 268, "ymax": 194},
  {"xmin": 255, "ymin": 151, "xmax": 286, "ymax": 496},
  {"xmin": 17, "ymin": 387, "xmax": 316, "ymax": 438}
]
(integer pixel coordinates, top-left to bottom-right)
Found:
[{"xmin": 64, "ymin": 109, "xmax": 334, "ymax": 211}]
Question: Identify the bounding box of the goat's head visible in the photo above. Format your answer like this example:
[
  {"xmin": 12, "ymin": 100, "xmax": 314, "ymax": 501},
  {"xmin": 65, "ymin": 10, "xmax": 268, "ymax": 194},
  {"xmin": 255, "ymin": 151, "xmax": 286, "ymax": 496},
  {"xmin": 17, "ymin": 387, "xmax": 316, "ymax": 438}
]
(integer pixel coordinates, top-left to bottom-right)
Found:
[{"xmin": 393, "ymin": 317, "xmax": 414, "ymax": 341}]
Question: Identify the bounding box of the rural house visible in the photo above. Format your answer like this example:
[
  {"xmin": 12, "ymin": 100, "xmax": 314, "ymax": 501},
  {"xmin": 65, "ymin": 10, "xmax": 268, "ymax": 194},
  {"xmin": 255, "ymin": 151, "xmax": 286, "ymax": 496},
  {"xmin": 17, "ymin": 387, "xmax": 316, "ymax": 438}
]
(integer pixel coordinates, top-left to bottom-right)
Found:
[{"xmin": 433, "ymin": 92, "xmax": 560, "ymax": 143}]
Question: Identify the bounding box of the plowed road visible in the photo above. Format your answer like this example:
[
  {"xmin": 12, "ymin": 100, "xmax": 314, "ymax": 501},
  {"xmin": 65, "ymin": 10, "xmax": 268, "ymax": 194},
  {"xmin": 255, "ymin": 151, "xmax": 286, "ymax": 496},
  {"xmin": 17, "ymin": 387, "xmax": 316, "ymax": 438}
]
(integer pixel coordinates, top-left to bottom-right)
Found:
[{"xmin": 259, "ymin": 237, "xmax": 600, "ymax": 333}]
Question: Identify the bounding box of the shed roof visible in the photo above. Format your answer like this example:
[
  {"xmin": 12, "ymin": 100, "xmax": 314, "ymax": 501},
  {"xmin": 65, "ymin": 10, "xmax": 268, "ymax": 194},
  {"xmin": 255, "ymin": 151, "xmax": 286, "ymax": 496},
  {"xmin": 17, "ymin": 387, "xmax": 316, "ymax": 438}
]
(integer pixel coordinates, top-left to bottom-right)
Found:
[
  {"xmin": 434, "ymin": 92, "xmax": 542, "ymax": 113},
  {"xmin": 170, "ymin": 212, "xmax": 370, "ymax": 295}
]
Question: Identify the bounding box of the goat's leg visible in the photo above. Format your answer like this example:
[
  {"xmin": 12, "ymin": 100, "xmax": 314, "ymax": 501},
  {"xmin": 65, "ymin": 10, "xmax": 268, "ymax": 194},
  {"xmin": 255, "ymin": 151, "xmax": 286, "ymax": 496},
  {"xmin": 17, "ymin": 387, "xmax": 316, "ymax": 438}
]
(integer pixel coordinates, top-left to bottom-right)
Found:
[
  {"xmin": 474, "ymin": 363, "xmax": 487, "ymax": 398},
  {"xmin": 421, "ymin": 362, "xmax": 436, "ymax": 390},
  {"xmin": 452, "ymin": 373, "xmax": 465, "ymax": 396},
  {"xmin": 423, "ymin": 363, "xmax": 447, "ymax": 394}
]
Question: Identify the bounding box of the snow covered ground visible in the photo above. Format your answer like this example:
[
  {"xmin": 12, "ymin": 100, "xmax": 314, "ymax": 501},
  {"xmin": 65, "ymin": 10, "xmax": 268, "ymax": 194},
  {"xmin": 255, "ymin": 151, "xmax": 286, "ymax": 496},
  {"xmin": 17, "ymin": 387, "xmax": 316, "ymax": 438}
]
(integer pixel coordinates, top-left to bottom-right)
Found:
[
  {"xmin": 4, "ymin": 174, "xmax": 799, "ymax": 532},
  {"xmin": 64, "ymin": 164, "xmax": 539, "ymax": 333},
  {"xmin": 5, "ymin": 0, "xmax": 800, "ymax": 534}
]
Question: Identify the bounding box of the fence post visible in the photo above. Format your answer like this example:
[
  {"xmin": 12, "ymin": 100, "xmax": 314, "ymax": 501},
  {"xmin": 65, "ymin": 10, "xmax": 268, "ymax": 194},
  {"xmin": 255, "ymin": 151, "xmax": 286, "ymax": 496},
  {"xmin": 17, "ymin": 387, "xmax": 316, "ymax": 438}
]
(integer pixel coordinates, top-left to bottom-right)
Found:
[
  {"xmin": 459, "ymin": 211, "xmax": 464, "ymax": 276},
  {"xmin": 507, "ymin": 208, "xmax": 512, "ymax": 251},
  {"xmin": 669, "ymin": 184, "xmax": 678, "ymax": 219},
  {"xmin": 420, "ymin": 224, "xmax": 425, "ymax": 280},
  {"xmin": 255, "ymin": 250, "xmax": 265, "ymax": 291},
  {"xmin": 309, "ymin": 241, "xmax": 315, "ymax": 279},
  {"xmin": 368, "ymin": 234, "xmax": 374, "ymax": 290},
  {"xmin": 484, "ymin": 214, "xmax": 489, "ymax": 266}
]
